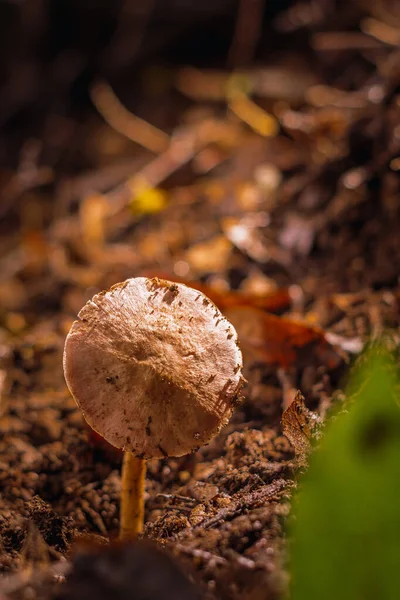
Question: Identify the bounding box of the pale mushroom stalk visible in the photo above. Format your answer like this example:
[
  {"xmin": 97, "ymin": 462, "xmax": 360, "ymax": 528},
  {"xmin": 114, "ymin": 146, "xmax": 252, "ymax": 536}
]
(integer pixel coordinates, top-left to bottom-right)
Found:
[
  {"xmin": 63, "ymin": 277, "xmax": 244, "ymax": 539},
  {"xmin": 120, "ymin": 452, "xmax": 146, "ymax": 539}
]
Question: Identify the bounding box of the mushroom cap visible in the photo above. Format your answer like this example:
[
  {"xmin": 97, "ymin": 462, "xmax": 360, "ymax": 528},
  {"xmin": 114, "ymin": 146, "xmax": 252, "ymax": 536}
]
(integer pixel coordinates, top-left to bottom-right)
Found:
[{"xmin": 63, "ymin": 277, "xmax": 243, "ymax": 458}]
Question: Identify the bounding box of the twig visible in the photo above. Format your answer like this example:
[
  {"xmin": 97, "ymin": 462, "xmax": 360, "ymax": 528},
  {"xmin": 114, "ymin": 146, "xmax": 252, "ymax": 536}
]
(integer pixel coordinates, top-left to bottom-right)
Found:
[
  {"xmin": 173, "ymin": 543, "xmax": 256, "ymax": 571},
  {"xmin": 56, "ymin": 156, "xmax": 148, "ymax": 210},
  {"xmin": 91, "ymin": 81, "xmax": 170, "ymax": 154},
  {"xmin": 312, "ymin": 31, "xmax": 385, "ymax": 51},
  {"xmin": 174, "ymin": 544, "xmax": 227, "ymax": 567},
  {"xmin": 176, "ymin": 66, "xmax": 312, "ymax": 104},
  {"xmin": 228, "ymin": 0, "xmax": 265, "ymax": 68},
  {"xmin": 0, "ymin": 140, "xmax": 53, "ymax": 219},
  {"xmin": 173, "ymin": 478, "xmax": 289, "ymax": 540},
  {"xmin": 361, "ymin": 17, "xmax": 400, "ymax": 46},
  {"xmin": 105, "ymin": 118, "xmax": 231, "ymax": 216},
  {"xmin": 228, "ymin": 91, "xmax": 279, "ymax": 137},
  {"xmin": 104, "ymin": 0, "xmax": 156, "ymax": 70},
  {"xmin": 155, "ymin": 494, "xmax": 197, "ymax": 505}
]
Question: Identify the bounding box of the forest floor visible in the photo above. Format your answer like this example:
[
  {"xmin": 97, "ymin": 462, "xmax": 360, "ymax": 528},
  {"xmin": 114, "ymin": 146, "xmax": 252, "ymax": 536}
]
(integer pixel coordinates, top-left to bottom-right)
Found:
[{"xmin": 1, "ymin": 2, "xmax": 400, "ymax": 599}]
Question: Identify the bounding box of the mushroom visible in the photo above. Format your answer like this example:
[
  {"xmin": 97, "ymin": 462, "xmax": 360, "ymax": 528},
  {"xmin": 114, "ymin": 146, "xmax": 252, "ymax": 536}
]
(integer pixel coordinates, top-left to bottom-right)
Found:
[{"xmin": 63, "ymin": 277, "xmax": 244, "ymax": 539}]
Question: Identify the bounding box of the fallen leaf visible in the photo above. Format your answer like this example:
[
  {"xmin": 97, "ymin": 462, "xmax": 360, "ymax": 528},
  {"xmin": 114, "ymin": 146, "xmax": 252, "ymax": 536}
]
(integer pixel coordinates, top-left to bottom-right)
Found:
[
  {"xmin": 208, "ymin": 287, "xmax": 291, "ymax": 314},
  {"xmin": 281, "ymin": 391, "xmax": 322, "ymax": 464},
  {"xmin": 224, "ymin": 306, "xmax": 342, "ymax": 369}
]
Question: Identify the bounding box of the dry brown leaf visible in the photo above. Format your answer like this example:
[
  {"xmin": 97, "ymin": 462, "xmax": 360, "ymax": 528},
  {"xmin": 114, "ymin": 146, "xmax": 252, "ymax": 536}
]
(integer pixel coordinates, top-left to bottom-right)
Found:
[
  {"xmin": 224, "ymin": 306, "xmax": 342, "ymax": 369},
  {"xmin": 281, "ymin": 391, "xmax": 322, "ymax": 464}
]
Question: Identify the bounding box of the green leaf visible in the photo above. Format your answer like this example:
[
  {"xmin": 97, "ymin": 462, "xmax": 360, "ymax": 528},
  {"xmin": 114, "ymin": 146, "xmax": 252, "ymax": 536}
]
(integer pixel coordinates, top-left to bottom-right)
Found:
[{"xmin": 289, "ymin": 346, "xmax": 400, "ymax": 600}]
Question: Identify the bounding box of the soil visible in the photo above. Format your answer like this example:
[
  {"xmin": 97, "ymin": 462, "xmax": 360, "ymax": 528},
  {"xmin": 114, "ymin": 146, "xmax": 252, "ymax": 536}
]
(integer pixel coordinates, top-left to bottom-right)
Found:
[{"xmin": 1, "ymin": 1, "xmax": 400, "ymax": 599}]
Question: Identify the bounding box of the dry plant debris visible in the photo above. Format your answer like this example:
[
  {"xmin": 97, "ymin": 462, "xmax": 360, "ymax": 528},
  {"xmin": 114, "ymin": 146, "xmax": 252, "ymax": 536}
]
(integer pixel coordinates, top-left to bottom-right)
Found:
[
  {"xmin": 281, "ymin": 392, "xmax": 322, "ymax": 465},
  {"xmin": 1, "ymin": 0, "xmax": 400, "ymax": 598}
]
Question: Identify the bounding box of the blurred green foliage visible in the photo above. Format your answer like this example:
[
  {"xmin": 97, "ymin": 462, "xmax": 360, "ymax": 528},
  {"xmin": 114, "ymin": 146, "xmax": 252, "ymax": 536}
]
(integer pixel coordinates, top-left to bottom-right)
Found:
[{"xmin": 289, "ymin": 345, "xmax": 400, "ymax": 600}]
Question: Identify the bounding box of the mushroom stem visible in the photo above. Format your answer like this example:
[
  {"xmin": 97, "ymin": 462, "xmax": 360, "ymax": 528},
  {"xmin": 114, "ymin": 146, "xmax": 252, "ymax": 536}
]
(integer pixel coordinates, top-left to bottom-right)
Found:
[{"xmin": 120, "ymin": 452, "xmax": 146, "ymax": 539}]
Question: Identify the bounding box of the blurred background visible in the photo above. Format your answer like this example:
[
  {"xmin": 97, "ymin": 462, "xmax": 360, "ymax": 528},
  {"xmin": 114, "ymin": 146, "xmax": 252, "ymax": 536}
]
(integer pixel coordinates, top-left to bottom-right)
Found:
[{"xmin": 1, "ymin": 0, "xmax": 400, "ymax": 331}]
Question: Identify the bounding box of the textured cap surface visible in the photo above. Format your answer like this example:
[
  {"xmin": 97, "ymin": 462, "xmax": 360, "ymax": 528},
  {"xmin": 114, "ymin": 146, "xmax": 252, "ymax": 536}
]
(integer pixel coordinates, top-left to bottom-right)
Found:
[{"xmin": 63, "ymin": 277, "xmax": 243, "ymax": 458}]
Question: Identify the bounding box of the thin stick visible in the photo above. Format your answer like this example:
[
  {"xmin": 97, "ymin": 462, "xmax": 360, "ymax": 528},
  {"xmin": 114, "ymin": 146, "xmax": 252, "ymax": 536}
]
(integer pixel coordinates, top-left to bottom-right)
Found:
[
  {"xmin": 120, "ymin": 452, "xmax": 146, "ymax": 539},
  {"xmin": 228, "ymin": 0, "xmax": 265, "ymax": 68},
  {"xmin": 91, "ymin": 81, "xmax": 169, "ymax": 154}
]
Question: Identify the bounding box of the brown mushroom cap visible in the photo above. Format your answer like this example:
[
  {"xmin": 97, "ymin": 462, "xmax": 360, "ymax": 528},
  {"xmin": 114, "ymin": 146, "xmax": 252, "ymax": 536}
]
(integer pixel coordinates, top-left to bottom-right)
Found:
[{"xmin": 63, "ymin": 277, "xmax": 243, "ymax": 458}]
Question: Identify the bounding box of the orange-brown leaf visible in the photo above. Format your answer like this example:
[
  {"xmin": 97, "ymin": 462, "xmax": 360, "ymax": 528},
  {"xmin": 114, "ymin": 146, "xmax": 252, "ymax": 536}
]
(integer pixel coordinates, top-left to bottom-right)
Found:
[{"xmin": 224, "ymin": 306, "xmax": 342, "ymax": 369}]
